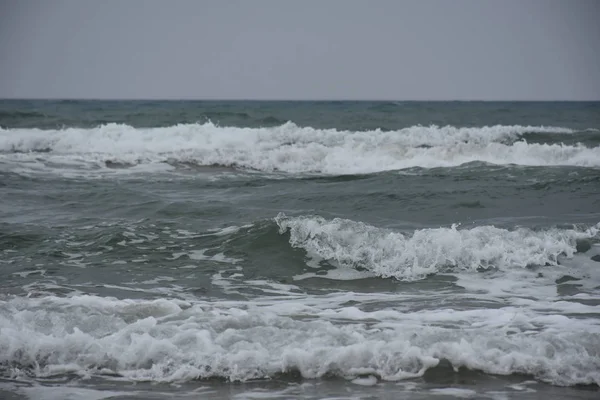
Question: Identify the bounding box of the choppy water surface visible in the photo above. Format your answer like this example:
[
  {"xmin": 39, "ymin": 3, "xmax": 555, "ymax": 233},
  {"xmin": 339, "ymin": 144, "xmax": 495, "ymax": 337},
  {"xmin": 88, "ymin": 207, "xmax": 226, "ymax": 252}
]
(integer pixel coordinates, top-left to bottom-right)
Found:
[{"xmin": 1, "ymin": 101, "xmax": 599, "ymax": 399}]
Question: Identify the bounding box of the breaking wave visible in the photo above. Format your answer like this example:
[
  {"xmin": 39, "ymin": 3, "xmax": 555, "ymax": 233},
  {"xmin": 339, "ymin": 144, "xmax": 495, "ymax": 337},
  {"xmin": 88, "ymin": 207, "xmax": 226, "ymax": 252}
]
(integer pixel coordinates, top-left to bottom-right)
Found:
[
  {"xmin": 1, "ymin": 122, "xmax": 598, "ymax": 174},
  {"xmin": 1, "ymin": 294, "xmax": 598, "ymax": 386},
  {"xmin": 275, "ymin": 214, "xmax": 600, "ymax": 280}
]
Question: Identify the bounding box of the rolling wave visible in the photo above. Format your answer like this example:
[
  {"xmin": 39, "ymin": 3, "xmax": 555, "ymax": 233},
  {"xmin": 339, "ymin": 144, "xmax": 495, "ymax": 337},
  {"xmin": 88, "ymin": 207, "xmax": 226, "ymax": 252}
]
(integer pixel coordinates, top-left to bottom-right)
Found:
[
  {"xmin": 1, "ymin": 293, "xmax": 598, "ymax": 385},
  {"xmin": 275, "ymin": 214, "xmax": 599, "ymax": 280},
  {"xmin": 0, "ymin": 122, "xmax": 598, "ymax": 175},
  {"xmin": 2, "ymin": 216, "xmax": 599, "ymax": 386}
]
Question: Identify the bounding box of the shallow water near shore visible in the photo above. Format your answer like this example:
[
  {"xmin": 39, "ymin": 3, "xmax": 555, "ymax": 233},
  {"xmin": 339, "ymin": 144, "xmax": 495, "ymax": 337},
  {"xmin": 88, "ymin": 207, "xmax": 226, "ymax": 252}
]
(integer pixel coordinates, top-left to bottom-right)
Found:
[{"xmin": 1, "ymin": 100, "xmax": 599, "ymax": 399}]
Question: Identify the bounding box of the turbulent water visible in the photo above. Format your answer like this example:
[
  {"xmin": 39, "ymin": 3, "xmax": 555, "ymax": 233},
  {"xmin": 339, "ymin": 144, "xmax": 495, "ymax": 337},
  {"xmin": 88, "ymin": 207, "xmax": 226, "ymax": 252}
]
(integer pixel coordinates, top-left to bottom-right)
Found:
[{"xmin": 1, "ymin": 100, "xmax": 599, "ymax": 399}]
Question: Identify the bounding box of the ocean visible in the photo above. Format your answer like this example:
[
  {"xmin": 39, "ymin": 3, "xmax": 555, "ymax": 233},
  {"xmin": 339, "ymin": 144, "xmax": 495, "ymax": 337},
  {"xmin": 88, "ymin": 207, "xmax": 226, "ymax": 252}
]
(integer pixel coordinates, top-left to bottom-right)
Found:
[{"xmin": 0, "ymin": 100, "xmax": 599, "ymax": 399}]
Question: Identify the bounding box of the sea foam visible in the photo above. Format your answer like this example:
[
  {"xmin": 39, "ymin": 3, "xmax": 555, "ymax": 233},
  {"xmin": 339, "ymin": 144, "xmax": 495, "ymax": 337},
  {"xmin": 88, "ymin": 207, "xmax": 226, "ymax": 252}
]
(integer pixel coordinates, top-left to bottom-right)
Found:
[
  {"xmin": 275, "ymin": 214, "xmax": 599, "ymax": 280},
  {"xmin": 1, "ymin": 123, "xmax": 597, "ymax": 174},
  {"xmin": 1, "ymin": 294, "xmax": 598, "ymax": 386}
]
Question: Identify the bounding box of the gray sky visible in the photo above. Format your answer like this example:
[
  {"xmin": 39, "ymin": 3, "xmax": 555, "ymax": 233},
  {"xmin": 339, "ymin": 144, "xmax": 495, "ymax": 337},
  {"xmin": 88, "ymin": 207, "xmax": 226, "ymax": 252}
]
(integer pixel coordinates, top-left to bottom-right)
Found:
[{"xmin": 1, "ymin": 0, "xmax": 599, "ymax": 100}]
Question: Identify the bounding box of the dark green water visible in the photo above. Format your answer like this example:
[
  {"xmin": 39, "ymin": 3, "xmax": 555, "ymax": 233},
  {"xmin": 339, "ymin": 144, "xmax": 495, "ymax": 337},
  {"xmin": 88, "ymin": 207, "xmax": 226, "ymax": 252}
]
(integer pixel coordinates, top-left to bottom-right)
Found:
[{"xmin": 1, "ymin": 101, "xmax": 599, "ymax": 399}]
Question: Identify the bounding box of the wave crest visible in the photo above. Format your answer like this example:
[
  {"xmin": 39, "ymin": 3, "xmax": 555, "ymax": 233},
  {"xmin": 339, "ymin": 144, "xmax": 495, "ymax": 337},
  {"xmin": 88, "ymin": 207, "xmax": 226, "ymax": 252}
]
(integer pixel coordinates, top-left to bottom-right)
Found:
[
  {"xmin": 1, "ymin": 294, "xmax": 599, "ymax": 386},
  {"xmin": 275, "ymin": 214, "xmax": 599, "ymax": 280},
  {"xmin": 1, "ymin": 122, "xmax": 597, "ymax": 174}
]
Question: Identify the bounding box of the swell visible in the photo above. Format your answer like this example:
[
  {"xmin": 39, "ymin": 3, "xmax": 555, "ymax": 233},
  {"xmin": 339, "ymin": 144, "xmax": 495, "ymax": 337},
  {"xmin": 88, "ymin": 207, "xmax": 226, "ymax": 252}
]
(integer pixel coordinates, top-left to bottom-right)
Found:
[
  {"xmin": 0, "ymin": 110, "xmax": 47, "ymax": 120},
  {"xmin": 521, "ymin": 130, "xmax": 600, "ymax": 146},
  {"xmin": 0, "ymin": 109, "xmax": 287, "ymax": 129}
]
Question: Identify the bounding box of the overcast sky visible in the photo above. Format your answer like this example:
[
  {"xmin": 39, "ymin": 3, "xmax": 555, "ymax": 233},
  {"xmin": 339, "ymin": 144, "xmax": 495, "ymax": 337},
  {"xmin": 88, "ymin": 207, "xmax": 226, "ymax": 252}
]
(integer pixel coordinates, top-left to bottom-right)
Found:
[{"xmin": 0, "ymin": 0, "xmax": 599, "ymax": 100}]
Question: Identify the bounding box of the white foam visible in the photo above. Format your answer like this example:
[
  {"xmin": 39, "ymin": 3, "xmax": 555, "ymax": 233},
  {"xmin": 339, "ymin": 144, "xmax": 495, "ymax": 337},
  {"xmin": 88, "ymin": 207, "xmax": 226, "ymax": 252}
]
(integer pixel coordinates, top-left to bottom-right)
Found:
[
  {"xmin": 351, "ymin": 375, "xmax": 378, "ymax": 386},
  {"xmin": 20, "ymin": 386, "xmax": 134, "ymax": 400},
  {"xmin": 275, "ymin": 214, "xmax": 599, "ymax": 281},
  {"xmin": 1, "ymin": 123, "xmax": 595, "ymax": 176},
  {"xmin": 13, "ymin": 269, "xmax": 46, "ymax": 278},
  {"xmin": 189, "ymin": 249, "xmax": 242, "ymax": 264},
  {"xmin": 0, "ymin": 294, "xmax": 598, "ymax": 386},
  {"xmin": 207, "ymin": 224, "xmax": 254, "ymax": 236},
  {"xmin": 429, "ymin": 388, "xmax": 477, "ymax": 398},
  {"xmin": 293, "ymin": 269, "xmax": 375, "ymax": 281}
]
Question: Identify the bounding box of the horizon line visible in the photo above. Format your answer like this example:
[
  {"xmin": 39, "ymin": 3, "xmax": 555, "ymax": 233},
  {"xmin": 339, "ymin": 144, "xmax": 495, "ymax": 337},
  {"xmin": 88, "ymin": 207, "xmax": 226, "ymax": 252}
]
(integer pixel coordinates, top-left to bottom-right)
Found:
[{"xmin": 1, "ymin": 97, "xmax": 600, "ymax": 102}]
